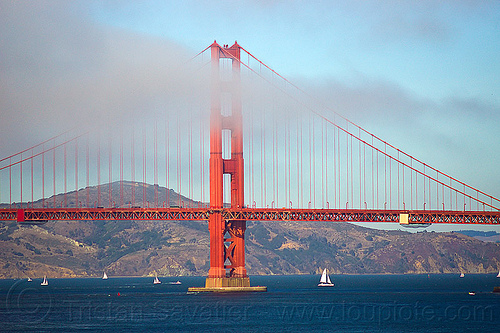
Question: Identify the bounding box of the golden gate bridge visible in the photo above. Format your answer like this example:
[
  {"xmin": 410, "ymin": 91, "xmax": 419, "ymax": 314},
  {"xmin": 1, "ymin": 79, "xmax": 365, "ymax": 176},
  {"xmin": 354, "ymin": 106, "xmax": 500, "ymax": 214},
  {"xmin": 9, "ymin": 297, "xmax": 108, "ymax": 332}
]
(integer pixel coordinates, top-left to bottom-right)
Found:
[{"xmin": 1, "ymin": 42, "xmax": 499, "ymax": 290}]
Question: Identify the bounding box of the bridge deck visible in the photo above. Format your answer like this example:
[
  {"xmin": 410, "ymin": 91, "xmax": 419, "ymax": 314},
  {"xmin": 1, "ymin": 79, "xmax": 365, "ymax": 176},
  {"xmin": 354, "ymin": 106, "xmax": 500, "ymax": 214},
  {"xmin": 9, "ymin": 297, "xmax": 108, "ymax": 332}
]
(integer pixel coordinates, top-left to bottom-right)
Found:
[{"xmin": 1, "ymin": 208, "xmax": 499, "ymax": 224}]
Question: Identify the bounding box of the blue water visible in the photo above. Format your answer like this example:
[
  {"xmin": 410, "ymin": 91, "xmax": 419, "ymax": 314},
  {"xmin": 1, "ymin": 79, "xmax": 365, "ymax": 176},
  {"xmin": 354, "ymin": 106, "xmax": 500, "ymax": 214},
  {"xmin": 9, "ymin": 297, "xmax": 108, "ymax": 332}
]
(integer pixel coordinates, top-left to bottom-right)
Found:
[{"xmin": 1, "ymin": 274, "xmax": 499, "ymax": 332}]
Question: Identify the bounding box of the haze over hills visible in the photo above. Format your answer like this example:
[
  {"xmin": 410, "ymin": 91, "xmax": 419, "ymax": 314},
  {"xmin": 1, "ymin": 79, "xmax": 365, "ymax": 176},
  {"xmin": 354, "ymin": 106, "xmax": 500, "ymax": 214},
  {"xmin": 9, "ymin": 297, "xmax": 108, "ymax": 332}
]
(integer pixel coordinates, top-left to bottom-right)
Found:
[{"xmin": 0, "ymin": 182, "xmax": 499, "ymax": 278}]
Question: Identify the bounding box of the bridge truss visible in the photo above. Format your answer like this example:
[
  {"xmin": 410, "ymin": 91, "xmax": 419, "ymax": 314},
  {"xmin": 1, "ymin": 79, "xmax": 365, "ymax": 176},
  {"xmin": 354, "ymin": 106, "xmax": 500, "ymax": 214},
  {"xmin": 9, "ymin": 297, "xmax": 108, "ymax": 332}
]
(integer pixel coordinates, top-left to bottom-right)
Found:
[{"xmin": 3, "ymin": 207, "xmax": 499, "ymax": 225}]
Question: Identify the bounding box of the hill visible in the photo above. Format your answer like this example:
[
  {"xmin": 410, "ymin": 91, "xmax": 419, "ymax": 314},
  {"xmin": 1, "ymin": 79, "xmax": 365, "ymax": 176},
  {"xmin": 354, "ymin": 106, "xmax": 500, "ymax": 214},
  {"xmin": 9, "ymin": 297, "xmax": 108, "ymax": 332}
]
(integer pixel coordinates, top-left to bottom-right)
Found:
[{"xmin": 1, "ymin": 182, "xmax": 499, "ymax": 278}]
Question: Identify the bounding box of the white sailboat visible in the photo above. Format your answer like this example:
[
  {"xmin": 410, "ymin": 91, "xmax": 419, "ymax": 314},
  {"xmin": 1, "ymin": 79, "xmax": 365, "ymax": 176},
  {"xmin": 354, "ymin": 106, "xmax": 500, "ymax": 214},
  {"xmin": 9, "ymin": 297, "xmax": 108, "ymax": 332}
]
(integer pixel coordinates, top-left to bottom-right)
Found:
[
  {"xmin": 27, "ymin": 277, "xmax": 32, "ymax": 282},
  {"xmin": 102, "ymin": 272, "xmax": 108, "ymax": 280},
  {"xmin": 153, "ymin": 273, "xmax": 161, "ymax": 284},
  {"xmin": 318, "ymin": 268, "xmax": 334, "ymax": 287},
  {"xmin": 496, "ymin": 270, "xmax": 500, "ymax": 278},
  {"xmin": 460, "ymin": 272, "xmax": 465, "ymax": 278},
  {"xmin": 40, "ymin": 275, "xmax": 48, "ymax": 286}
]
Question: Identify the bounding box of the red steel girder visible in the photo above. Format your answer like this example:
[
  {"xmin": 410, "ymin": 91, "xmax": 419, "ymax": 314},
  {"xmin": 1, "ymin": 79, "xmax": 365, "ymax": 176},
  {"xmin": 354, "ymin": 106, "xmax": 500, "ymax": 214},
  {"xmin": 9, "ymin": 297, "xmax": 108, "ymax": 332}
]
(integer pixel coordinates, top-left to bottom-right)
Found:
[
  {"xmin": 1, "ymin": 208, "xmax": 499, "ymax": 224},
  {"xmin": 222, "ymin": 208, "xmax": 500, "ymax": 225},
  {"xmin": 1, "ymin": 208, "xmax": 209, "ymax": 222}
]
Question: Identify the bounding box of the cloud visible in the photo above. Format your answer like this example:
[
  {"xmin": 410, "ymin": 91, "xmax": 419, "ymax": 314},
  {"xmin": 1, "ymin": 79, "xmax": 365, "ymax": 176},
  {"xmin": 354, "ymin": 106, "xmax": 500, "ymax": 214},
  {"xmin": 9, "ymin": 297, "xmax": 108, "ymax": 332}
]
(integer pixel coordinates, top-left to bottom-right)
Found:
[{"xmin": 0, "ymin": 1, "xmax": 205, "ymax": 156}]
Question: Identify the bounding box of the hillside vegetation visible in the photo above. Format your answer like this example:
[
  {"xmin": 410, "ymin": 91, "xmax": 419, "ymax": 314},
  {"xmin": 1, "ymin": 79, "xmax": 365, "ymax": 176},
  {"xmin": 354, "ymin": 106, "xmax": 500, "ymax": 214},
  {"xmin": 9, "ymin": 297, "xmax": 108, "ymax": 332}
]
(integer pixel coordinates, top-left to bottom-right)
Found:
[{"xmin": 1, "ymin": 183, "xmax": 499, "ymax": 278}]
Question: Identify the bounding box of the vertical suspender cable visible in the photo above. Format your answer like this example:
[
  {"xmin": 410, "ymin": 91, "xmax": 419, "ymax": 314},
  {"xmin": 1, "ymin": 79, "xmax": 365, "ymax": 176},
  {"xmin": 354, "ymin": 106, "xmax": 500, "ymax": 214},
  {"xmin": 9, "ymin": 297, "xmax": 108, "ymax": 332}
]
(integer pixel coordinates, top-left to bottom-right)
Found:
[
  {"xmin": 75, "ymin": 138, "xmax": 78, "ymax": 207},
  {"xmin": 120, "ymin": 130, "xmax": 124, "ymax": 207},
  {"xmin": 371, "ymin": 136, "xmax": 374, "ymax": 209},
  {"xmin": 165, "ymin": 120, "xmax": 169, "ymax": 207},
  {"xmin": 384, "ymin": 144, "xmax": 387, "ymax": 209},
  {"xmin": 423, "ymin": 165, "xmax": 425, "ymax": 209},
  {"xmin": 177, "ymin": 117, "xmax": 181, "ymax": 207},
  {"xmin": 436, "ymin": 171, "xmax": 439, "ymax": 209},
  {"xmin": 363, "ymin": 141, "xmax": 366, "ymax": 208},
  {"xmin": 31, "ymin": 149, "xmax": 33, "ymax": 208},
  {"xmin": 389, "ymin": 150, "xmax": 392, "ymax": 209},
  {"xmin": 312, "ymin": 117, "xmax": 316, "ymax": 207},
  {"xmin": 86, "ymin": 135, "xmax": 89, "ymax": 207},
  {"xmin": 429, "ymin": 173, "xmax": 432, "ymax": 210},
  {"xmin": 42, "ymin": 145, "xmax": 45, "ymax": 207},
  {"xmin": 338, "ymin": 128, "xmax": 341, "ymax": 208},
  {"xmin": 346, "ymin": 129, "xmax": 349, "ymax": 209},
  {"xmin": 296, "ymin": 117, "xmax": 300, "ymax": 208},
  {"xmin": 402, "ymin": 158, "xmax": 405, "ymax": 209},
  {"xmin": 350, "ymin": 135, "xmax": 353, "ymax": 207},
  {"xmin": 271, "ymin": 110, "xmax": 276, "ymax": 208},
  {"xmin": 321, "ymin": 119, "xmax": 324, "ymax": 207},
  {"xmin": 20, "ymin": 154, "xmax": 23, "ymax": 208},
  {"xmin": 415, "ymin": 162, "xmax": 418, "ymax": 209},
  {"xmin": 200, "ymin": 117, "xmax": 204, "ymax": 207},
  {"xmin": 261, "ymin": 110, "xmax": 264, "ymax": 207},
  {"xmin": 143, "ymin": 126, "xmax": 147, "ymax": 206},
  {"xmin": 154, "ymin": 121, "xmax": 158, "ymax": 207},
  {"xmin": 131, "ymin": 128, "xmax": 135, "ymax": 207},
  {"xmin": 410, "ymin": 159, "xmax": 413, "ymax": 209},
  {"xmin": 397, "ymin": 151, "xmax": 400, "ymax": 209},
  {"xmin": 288, "ymin": 116, "xmax": 291, "ymax": 206},
  {"xmin": 263, "ymin": 111, "xmax": 267, "ymax": 207},
  {"xmin": 376, "ymin": 141, "xmax": 379, "ymax": 209},
  {"xmin": 53, "ymin": 141, "xmax": 56, "ymax": 208},
  {"xmin": 251, "ymin": 108, "xmax": 255, "ymax": 206},
  {"xmin": 283, "ymin": 112, "xmax": 287, "ymax": 206},
  {"xmin": 300, "ymin": 115, "xmax": 304, "ymax": 207},
  {"xmin": 309, "ymin": 116, "xmax": 312, "ymax": 206},
  {"xmin": 333, "ymin": 125, "xmax": 336, "ymax": 208},
  {"xmin": 9, "ymin": 158, "xmax": 12, "ymax": 208},
  {"xmin": 97, "ymin": 133, "xmax": 101, "ymax": 207},
  {"xmin": 359, "ymin": 130, "xmax": 361, "ymax": 208},
  {"xmin": 64, "ymin": 145, "xmax": 66, "ymax": 207},
  {"xmin": 275, "ymin": 112, "xmax": 279, "ymax": 206},
  {"xmin": 109, "ymin": 136, "xmax": 112, "ymax": 207},
  {"xmin": 188, "ymin": 112, "xmax": 193, "ymax": 206},
  {"xmin": 325, "ymin": 120, "xmax": 328, "ymax": 207}
]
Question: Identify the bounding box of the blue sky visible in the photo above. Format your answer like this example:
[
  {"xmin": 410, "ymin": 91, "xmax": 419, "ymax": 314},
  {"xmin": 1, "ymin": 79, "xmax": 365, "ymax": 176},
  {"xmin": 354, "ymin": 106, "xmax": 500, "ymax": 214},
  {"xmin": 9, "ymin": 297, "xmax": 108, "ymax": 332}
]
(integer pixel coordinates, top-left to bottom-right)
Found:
[
  {"xmin": 1, "ymin": 1, "xmax": 499, "ymax": 231},
  {"xmin": 92, "ymin": 1, "xmax": 499, "ymax": 101}
]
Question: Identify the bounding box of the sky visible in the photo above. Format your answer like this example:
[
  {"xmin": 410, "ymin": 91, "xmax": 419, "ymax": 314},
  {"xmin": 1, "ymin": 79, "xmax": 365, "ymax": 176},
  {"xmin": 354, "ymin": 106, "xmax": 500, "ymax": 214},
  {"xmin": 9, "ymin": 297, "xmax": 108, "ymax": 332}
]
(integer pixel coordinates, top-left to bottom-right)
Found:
[{"xmin": 1, "ymin": 0, "xmax": 499, "ymax": 232}]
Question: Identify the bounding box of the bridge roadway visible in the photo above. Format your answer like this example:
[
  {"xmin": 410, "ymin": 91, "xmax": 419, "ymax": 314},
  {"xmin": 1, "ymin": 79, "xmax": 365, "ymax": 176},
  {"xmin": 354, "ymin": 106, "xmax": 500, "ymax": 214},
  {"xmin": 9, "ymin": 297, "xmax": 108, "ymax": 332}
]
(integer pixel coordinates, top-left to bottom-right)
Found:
[{"xmin": 1, "ymin": 208, "xmax": 499, "ymax": 225}]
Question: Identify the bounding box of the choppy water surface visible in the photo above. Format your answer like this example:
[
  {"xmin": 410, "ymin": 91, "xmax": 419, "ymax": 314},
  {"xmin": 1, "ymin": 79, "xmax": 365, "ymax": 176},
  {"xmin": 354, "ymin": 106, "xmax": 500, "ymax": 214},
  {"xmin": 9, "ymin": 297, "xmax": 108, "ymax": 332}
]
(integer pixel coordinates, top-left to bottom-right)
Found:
[{"xmin": 1, "ymin": 274, "xmax": 499, "ymax": 332}]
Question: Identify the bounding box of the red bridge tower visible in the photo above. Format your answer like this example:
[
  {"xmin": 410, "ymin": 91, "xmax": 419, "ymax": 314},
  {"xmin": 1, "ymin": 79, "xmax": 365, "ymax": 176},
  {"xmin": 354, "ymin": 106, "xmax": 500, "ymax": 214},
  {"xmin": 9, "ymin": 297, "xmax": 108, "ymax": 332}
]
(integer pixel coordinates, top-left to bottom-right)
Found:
[{"xmin": 205, "ymin": 41, "xmax": 250, "ymax": 288}]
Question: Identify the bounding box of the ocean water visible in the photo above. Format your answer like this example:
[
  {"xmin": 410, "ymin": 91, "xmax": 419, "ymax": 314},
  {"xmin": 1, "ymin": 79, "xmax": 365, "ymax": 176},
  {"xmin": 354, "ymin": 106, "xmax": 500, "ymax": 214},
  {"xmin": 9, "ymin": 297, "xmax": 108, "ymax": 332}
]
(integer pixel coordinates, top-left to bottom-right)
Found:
[{"xmin": 1, "ymin": 274, "xmax": 499, "ymax": 332}]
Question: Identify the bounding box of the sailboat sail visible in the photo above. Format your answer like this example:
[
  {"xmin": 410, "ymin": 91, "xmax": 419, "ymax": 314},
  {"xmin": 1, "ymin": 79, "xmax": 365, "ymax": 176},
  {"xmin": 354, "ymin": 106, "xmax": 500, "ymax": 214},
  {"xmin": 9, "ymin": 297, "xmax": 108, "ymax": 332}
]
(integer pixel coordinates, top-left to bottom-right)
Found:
[
  {"xmin": 320, "ymin": 269, "xmax": 328, "ymax": 283},
  {"xmin": 318, "ymin": 268, "xmax": 334, "ymax": 286},
  {"xmin": 41, "ymin": 276, "xmax": 48, "ymax": 286},
  {"xmin": 497, "ymin": 270, "xmax": 500, "ymax": 278},
  {"xmin": 154, "ymin": 273, "xmax": 161, "ymax": 284}
]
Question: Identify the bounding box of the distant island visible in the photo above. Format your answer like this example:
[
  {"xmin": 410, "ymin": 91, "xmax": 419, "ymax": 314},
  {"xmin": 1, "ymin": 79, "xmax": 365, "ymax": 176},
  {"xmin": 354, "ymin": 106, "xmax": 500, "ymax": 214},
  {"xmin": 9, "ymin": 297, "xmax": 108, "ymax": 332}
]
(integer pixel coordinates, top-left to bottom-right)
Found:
[
  {"xmin": 455, "ymin": 230, "xmax": 500, "ymax": 243},
  {"xmin": 1, "ymin": 182, "xmax": 499, "ymax": 278}
]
